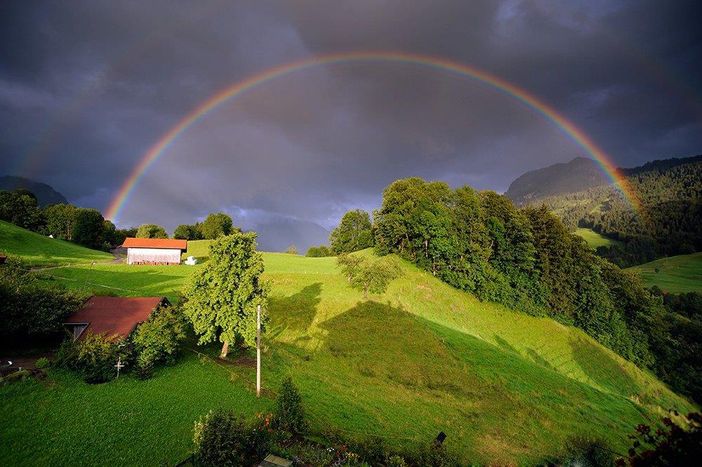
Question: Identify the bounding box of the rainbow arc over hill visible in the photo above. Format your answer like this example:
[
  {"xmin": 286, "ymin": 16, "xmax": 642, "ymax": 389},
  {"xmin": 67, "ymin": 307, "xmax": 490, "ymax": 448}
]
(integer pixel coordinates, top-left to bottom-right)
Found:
[{"xmin": 106, "ymin": 51, "xmax": 642, "ymax": 221}]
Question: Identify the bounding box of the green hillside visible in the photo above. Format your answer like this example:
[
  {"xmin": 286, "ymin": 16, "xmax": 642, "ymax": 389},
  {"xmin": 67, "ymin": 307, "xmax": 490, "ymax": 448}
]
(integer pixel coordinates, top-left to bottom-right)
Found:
[
  {"xmin": 2, "ymin": 248, "xmax": 693, "ymax": 465},
  {"xmin": 574, "ymin": 227, "xmax": 620, "ymax": 249},
  {"xmin": 0, "ymin": 219, "xmax": 112, "ymax": 265},
  {"xmin": 628, "ymin": 253, "xmax": 702, "ymax": 294}
]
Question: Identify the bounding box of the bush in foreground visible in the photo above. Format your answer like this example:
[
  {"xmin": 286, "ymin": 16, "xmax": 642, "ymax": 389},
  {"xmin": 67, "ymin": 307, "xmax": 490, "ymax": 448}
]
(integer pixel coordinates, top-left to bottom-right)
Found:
[
  {"xmin": 193, "ymin": 409, "xmax": 270, "ymax": 466},
  {"xmin": 56, "ymin": 333, "xmax": 120, "ymax": 384},
  {"xmin": 272, "ymin": 377, "xmax": 307, "ymax": 436}
]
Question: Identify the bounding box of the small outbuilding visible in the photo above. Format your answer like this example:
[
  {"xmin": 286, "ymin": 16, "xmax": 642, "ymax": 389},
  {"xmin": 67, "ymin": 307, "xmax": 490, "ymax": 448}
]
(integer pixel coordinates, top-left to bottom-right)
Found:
[
  {"xmin": 122, "ymin": 237, "xmax": 187, "ymax": 265},
  {"xmin": 64, "ymin": 296, "xmax": 168, "ymax": 341}
]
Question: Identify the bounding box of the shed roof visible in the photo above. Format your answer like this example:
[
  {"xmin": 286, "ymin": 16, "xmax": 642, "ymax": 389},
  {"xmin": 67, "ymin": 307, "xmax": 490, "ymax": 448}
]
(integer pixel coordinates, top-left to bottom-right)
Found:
[
  {"xmin": 122, "ymin": 237, "xmax": 187, "ymax": 250},
  {"xmin": 65, "ymin": 296, "xmax": 166, "ymax": 340}
]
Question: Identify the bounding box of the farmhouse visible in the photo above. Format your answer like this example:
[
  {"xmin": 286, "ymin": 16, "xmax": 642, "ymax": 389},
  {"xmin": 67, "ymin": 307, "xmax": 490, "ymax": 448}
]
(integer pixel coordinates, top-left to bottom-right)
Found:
[
  {"xmin": 122, "ymin": 237, "xmax": 187, "ymax": 265},
  {"xmin": 64, "ymin": 296, "xmax": 168, "ymax": 341}
]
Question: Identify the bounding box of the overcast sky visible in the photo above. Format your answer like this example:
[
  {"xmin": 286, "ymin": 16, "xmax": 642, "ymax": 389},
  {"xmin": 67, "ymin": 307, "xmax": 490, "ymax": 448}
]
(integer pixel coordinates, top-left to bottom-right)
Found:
[{"xmin": 1, "ymin": 0, "xmax": 701, "ymax": 241}]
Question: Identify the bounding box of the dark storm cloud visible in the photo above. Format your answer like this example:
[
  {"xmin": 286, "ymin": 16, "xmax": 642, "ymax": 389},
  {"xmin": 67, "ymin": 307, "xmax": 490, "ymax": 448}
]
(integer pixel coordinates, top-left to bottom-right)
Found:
[{"xmin": 1, "ymin": 0, "xmax": 701, "ymax": 247}]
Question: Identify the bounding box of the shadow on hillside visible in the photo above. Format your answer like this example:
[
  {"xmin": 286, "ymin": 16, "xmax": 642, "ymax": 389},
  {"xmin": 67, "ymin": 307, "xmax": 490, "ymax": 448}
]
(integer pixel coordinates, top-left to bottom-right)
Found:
[
  {"xmin": 569, "ymin": 334, "xmax": 638, "ymax": 396},
  {"xmin": 318, "ymin": 301, "xmax": 488, "ymax": 396},
  {"xmin": 267, "ymin": 283, "xmax": 322, "ymax": 339},
  {"xmin": 494, "ymin": 335, "xmax": 559, "ymax": 373}
]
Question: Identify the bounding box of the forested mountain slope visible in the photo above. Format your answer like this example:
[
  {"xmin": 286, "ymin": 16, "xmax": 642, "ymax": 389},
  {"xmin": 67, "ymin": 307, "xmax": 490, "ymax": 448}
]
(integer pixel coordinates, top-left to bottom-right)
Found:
[{"xmin": 522, "ymin": 156, "xmax": 702, "ymax": 266}]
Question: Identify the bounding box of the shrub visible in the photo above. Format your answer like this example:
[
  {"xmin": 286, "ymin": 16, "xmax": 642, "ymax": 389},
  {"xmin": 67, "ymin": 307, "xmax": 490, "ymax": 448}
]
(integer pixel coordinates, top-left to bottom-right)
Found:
[
  {"xmin": 35, "ymin": 357, "xmax": 50, "ymax": 369},
  {"xmin": 57, "ymin": 334, "xmax": 121, "ymax": 384},
  {"xmin": 130, "ymin": 305, "xmax": 187, "ymax": 378},
  {"xmin": 561, "ymin": 436, "xmax": 615, "ymax": 466},
  {"xmin": 0, "ymin": 258, "xmax": 86, "ymax": 341},
  {"xmin": 193, "ymin": 409, "xmax": 270, "ymax": 466},
  {"xmin": 272, "ymin": 377, "xmax": 307, "ymax": 436},
  {"xmin": 622, "ymin": 412, "xmax": 702, "ymax": 466}
]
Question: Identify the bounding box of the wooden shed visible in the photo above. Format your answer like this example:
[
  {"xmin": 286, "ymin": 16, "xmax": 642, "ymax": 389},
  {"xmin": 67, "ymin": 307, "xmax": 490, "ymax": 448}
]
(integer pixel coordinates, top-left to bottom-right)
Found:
[{"xmin": 122, "ymin": 237, "xmax": 187, "ymax": 265}]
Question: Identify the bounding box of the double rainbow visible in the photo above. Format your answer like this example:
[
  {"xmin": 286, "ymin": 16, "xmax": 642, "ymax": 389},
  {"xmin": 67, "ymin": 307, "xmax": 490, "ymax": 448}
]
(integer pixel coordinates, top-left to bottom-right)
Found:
[{"xmin": 106, "ymin": 51, "xmax": 641, "ymax": 221}]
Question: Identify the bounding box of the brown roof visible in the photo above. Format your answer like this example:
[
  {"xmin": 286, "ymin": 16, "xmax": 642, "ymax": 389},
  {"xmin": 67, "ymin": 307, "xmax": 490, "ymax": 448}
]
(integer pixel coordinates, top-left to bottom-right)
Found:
[
  {"xmin": 122, "ymin": 237, "xmax": 187, "ymax": 250},
  {"xmin": 65, "ymin": 296, "xmax": 166, "ymax": 340}
]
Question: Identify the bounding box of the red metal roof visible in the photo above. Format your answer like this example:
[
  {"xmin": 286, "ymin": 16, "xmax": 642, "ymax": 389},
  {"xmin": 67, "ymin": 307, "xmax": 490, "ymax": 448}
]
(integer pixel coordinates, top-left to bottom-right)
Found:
[
  {"xmin": 65, "ymin": 296, "xmax": 166, "ymax": 340},
  {"xmin": 122, "ymin": 237, "xmax": 187, "ymax": 250}
]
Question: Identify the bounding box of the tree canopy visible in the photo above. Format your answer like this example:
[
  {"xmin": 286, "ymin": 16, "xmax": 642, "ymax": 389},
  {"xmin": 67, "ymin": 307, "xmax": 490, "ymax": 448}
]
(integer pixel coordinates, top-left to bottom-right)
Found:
[
  {"xmin": 136, "ymin": 223, "xmax": 168, "ymax": 239},
  {"xmin": 199, "ymin": 212, "xmax": 234, "ymax": 240},
  {"xmin": 182, "ymin": 232, "xmax": 268, "ymax": 358},
  {"xmin": 330, "ymin": 209, "xmax": 374, "ymax": 254},
  {"xmin": 173, "ymin": 223, "xmax": 201, "ymax": 240}
]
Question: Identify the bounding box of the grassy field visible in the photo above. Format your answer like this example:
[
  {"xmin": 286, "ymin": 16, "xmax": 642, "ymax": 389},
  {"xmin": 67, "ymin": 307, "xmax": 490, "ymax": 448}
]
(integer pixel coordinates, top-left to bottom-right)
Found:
[
  {"xmin": 628, "ymin": 253, "xmax": 702, "ymax": 294},
  {"xmin": 574, "ymin": 227, "xmax": 620, "ymax": 249},
  {"xmin": 0, "ymin": 220, "xmax": 113, "ymax": 265},
  {"xmin": 0, "ymin": 234, "xmax": 695, "ymax": 464}
]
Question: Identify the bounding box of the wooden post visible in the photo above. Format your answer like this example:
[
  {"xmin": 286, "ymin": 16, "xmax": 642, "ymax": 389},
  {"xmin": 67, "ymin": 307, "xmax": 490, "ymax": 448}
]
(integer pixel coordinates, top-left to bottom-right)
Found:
[{"xmin": 256, "ymin": 304, "xmax": 261, "ymax": 397}]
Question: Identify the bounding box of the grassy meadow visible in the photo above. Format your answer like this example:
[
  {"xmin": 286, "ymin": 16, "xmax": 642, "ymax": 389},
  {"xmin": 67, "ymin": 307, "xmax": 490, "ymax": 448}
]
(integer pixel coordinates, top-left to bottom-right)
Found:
[
  {"xmin": 628, "ymin": 253, "xmax": 702, "ymax": 294},
  {"xmin": 574, "ymin": 227, "xmax": 620, "ymax": 249},
  {"xmin": 0, "ymin": 219, "xmax": 112, "ymax": 265},
  {"xmin": 0, "ymin": 232, "xmax": 695, "ymax": 465}
]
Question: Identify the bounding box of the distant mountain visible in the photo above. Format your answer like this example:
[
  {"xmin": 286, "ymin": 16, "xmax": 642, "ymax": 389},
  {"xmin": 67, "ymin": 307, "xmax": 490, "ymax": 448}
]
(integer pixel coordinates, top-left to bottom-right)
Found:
[
  {"xmin": 242, "ymin": 217, "xmax": 329, "ymax": 253},
  {"xmin": 0, "ymin": 175, "xmax": 68, "ymax": 206},
  {"xmin": 505, "ymin": 157, "xmax": 609, "ymax": 205}
]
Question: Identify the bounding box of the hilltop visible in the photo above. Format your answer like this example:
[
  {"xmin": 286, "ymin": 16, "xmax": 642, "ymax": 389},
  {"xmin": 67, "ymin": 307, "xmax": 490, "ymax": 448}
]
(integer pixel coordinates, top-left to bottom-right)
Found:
[
  {"xmin": 1, "ymin": 237, "xmax": 693, "ymax": 465},
  {"xmin": 0, "ymin": 219, "xmax": 112, "ymax": 265},
  {"xmin": 505, "ymin": 157, "xmax": 610, "ymax": 205},
  {"xmin": 505, "ymin": 154, "xmax": 702, "ymax": 206},
  {"xmin": 0, "ymin": 175, "xmax": 68, "ymax": 206}
]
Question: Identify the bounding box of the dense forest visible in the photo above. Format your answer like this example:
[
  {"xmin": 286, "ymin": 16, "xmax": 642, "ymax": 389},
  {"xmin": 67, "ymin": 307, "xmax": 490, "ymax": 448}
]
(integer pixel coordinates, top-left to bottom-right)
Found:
[
  {"xmin": 533, "ymin": 157, "xmax": 702, "ymax": 266},
  {"xmin": 371, "ymin": 177, "xmax": 702, "ymax": 402}
]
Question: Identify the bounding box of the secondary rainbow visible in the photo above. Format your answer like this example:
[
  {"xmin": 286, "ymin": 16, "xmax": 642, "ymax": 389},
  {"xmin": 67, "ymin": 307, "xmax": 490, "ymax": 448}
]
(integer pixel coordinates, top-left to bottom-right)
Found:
[{"xmin": 106, "ymin": 51, "xmax": 642, "ymax": 221}]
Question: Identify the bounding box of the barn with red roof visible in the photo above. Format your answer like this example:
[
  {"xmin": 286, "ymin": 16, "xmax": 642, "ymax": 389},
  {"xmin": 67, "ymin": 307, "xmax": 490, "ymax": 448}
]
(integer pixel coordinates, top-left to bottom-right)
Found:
[
  {"xmin": 64, "ymin": 296, "xmax": 168, "ymax": 341},
  {"xmin": 122, "ymin": 237, "xmax": 187, "ymax": 265}
]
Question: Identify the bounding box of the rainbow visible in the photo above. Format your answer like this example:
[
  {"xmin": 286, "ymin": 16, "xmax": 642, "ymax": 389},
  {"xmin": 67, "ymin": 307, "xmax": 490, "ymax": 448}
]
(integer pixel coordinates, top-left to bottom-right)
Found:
[{"xmin": 106, "ymin": 51, "xmax": 642, "ymax": 221}]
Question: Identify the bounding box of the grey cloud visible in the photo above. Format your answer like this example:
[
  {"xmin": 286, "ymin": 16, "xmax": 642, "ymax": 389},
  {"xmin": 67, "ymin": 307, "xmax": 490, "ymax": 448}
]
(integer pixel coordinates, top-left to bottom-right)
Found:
[{"xmin": 1, "ymin": 0, "xmax": 701, "ymax": 250}]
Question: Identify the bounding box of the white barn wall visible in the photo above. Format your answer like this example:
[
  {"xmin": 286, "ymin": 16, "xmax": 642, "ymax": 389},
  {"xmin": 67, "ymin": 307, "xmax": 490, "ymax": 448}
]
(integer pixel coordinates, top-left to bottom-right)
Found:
[{"xmin": 127, "ymin": 247, "xmax": 181, "ymax": 265}]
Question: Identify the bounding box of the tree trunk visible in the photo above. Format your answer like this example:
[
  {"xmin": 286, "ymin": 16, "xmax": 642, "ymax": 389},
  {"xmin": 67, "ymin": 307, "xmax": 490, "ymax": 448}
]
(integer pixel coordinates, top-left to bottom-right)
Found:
[{"xmin": 220, "ymin": 340, "xmax": 229, "ymax": 359}]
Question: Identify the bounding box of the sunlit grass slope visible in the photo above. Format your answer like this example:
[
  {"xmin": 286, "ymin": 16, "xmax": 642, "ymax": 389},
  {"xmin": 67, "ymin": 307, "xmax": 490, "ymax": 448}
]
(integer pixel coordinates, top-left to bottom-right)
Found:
[
  {"xmin": 574, "ymin": 227, "xmax": 620, "ymax": 249},
  {"xmin": 2, "ymin": 249, "xmax": 694, "ymax": 465},
  {"xmin": 0, "ymin": 220, "xmax": 112, "ymax": 265},
  {"xmin": 628, "ymin": 253, "xmax": 702, "ymax": 294}
]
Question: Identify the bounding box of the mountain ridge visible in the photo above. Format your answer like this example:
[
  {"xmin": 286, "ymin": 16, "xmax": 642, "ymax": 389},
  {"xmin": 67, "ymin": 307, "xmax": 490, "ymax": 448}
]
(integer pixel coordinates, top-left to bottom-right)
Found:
[
  {"xmin": 506, "ymin": 154, "xmax": 702, "ymax": 205},
  {"xmin": 0, "ymin": 175, "xmax": 68, "ymax": 206}
]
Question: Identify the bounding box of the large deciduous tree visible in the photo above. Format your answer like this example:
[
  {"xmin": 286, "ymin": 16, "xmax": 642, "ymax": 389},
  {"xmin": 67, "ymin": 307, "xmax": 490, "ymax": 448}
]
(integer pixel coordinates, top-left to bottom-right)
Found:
[
  {"xmin": 182, "ymin": 232, "xmax": 268, "ymax": 358},
  {"xmin": 173, "ymin": 223, "xmax": 201, "ymax": 240},
  {"xmin": 330, "ymin": 209, "xmax": 374, "ymax": 254},
  {"xmin": 136, "ymin": 223, "xmax": 168, "ymax": 239},
  {"xmin": 0, "ymin": 189, "xmax": 44, "ymax": 231},
  {"xmin": 73, "ymin": 208, "xmax": 106, "ymax": 249},
  {"xmin": 199, "ymin": 212, "xmax": 234, "ymax": 239},
  {"xmin": 43, "ymin": 203, "xmax": 78, "ymax": 240}
]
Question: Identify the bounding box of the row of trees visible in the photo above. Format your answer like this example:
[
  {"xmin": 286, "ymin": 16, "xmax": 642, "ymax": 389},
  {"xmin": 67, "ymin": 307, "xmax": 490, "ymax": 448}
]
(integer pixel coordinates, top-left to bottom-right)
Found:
[
  {"xmin": 0, "ymin": 188, "xmax": 239, "ymax": 248},
  {"xmin": 369, "ymin": 177, "xmax": 700, "ymax": 400},
  {"xmin": 0, "ymin": 189, "xmax": 132, "ymax": 250},
  {"xmin": 173, "ymin": 212, "xmax": 235, "ymax": 240}
]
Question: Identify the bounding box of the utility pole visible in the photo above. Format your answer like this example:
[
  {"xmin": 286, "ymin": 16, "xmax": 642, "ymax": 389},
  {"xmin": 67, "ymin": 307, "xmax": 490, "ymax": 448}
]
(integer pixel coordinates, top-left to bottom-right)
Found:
[{"xmin": 256, "ymin": 304, "xmax": 261, "ymax": 397}]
